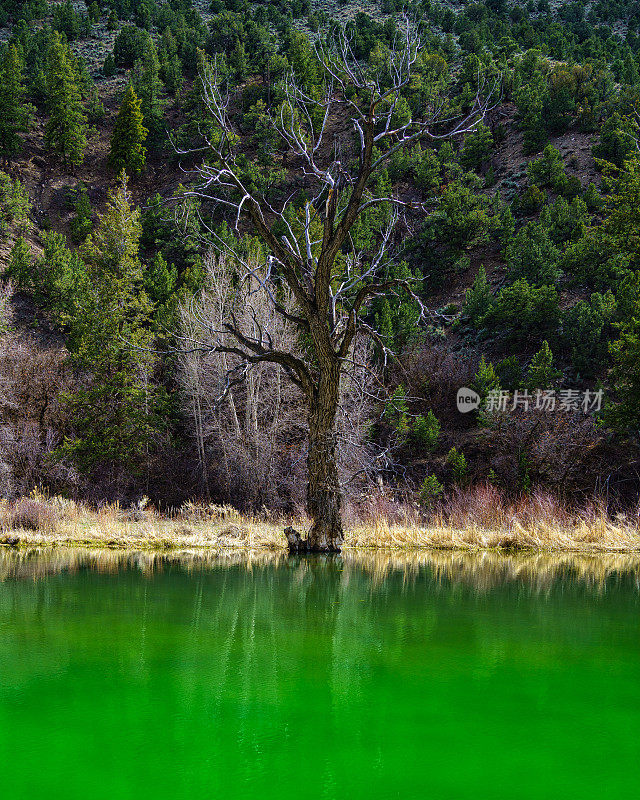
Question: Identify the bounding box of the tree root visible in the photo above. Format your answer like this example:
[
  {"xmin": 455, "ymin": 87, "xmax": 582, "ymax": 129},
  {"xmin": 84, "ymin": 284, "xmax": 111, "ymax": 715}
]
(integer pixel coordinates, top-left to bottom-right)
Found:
[{"xmin": 284, "ymin": 526, "xmax": 342, "ymax": 554}]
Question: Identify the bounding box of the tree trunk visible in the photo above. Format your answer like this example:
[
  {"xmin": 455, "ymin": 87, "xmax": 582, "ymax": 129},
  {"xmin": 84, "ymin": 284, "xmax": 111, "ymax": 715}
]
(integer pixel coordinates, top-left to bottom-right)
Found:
[{"xmin": 286, "ymin": 366, "xmax": 344, "ymax": 553}]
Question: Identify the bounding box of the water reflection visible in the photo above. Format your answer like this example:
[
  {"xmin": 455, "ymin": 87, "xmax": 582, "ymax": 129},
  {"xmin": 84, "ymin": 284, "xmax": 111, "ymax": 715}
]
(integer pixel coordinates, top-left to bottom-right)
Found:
[
  {"xmin": 0, "ymin": 546, "xmax": 638, "ymax": 799},
  {"xmin": 0, "ymin": 546, "xmax": 638, "ymax": 592}
]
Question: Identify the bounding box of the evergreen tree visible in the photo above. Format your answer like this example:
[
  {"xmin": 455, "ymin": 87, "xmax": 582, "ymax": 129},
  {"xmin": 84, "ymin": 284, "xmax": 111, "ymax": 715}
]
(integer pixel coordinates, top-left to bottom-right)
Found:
[
  {"xmin": 460, "ymin": 123, "xmax": 494, "ymax": 171},
  {"xmin": 473, "ymin": 356, "xmax": 501, "ymax": 400},
  {"xmin": 524, "ymin": 340, "xmax": 562, "ymax": 391},
  {"xmin": 604, "ymin": 311, "xmax": 640, "ymax": 435},
  {"xmin": 463, "ymin": 265, "xmax": 493, "ymax": 324},
  {"xmin": 57, "ymin": 172, "xmax": 166, "ymax": 481},
  {"xmin": 0, "ymin": 45, "xmax": 30, "ymax": 166},
  {"xmin": 158, "ymin": 29, "xmax": 182, "ymax": 95},
  {"xmin": 109, "ymin": 84, "xmax": 148, "ymax": 176},
  {"xmin": 132, "ymin": 35, "xmax": 163, "ymax": 138},
  {"xmin": 602, "ymin": 157, "xmax": 640, "ymax": 270},
  {"xmin": 506, "ymin": 222, "xmax": 560, "ymax": 285},
  {"xmin": 44, "ymin": 32, "xmax": 87, "ymax": 168}
]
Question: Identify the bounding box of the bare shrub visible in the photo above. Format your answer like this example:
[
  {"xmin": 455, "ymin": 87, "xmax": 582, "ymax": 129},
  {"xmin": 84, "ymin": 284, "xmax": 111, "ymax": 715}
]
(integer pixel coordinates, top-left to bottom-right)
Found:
[
  {"xmin": 437, "ymin": 484, "xmax": 575, "ymax": 530},
  {"xmin": 473, "ymin": 407, "xmax": 607, "ymax": 496},
  {"xmin": 0, "ymin": 335, "xmax": 79, "ymax": 495},
  {"xmin": 178, "ymin": 251, "xmax": 307, "ymax": 508},
  {"xmin": 0, "ymin": 280, "xmax": 14, "ymax": 498},
  {"xmin": 178, "ymin": 251, "xmax": 376, "ymax": 511},
  {"xmin": 399, "ymin": 343, "xmax": 478, "ymax": 424},
  {"xmin": 1, "ymin": 498, "xmax": 59, "ymax": 532}
]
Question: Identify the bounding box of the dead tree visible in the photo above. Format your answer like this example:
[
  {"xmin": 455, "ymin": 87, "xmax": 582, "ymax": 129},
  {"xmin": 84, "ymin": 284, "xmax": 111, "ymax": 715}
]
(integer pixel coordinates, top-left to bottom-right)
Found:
[{"xmin": 179, "ymin": 23, "xmax": 495, "ymax": 552}]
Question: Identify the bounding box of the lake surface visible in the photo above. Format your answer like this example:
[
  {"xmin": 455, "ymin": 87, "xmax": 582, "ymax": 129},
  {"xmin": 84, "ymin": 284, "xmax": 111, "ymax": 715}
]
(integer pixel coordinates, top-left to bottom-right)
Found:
[{"xmin": 0, "ymin": 549, "xmax": 638, "ymax": 799}]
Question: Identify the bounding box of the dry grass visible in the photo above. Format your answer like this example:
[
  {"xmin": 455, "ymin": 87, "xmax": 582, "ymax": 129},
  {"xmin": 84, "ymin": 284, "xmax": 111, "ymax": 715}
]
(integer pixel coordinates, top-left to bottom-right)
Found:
[{"xmin": 0, "ymin": 486, "xmax": 639, "ymax": 553}]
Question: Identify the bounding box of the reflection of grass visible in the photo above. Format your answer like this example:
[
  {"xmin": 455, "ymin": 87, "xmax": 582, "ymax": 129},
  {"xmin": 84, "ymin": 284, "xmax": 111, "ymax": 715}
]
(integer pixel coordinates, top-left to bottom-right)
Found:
[
  {"xmin": 1, "ymin": 547, "xmax": 638, "ymax": 591},
  {"xmin": 0, "ymin": 487, "xmax": 639, "ymax": 553}
]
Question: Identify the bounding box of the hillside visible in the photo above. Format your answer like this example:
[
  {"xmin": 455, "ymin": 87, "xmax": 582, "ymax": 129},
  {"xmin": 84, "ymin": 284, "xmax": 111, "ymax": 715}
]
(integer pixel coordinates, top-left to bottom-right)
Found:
[{"xmin": 1, "ymin": 0, "xmax": 640, "ymax": 513}]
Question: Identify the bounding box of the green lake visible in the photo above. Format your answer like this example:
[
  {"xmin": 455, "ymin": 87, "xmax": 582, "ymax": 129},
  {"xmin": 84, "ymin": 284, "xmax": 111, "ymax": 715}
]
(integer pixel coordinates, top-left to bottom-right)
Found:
[{"xmin": 0, "ymin": 549, "xmax": 638, "ymax": 799}]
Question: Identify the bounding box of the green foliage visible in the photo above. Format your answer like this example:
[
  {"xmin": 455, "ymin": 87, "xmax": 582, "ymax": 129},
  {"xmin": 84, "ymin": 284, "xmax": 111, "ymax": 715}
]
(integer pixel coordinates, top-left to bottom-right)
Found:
[
  {"xmin": 423, "ymin": 180, "xmax": 496, "ymax": 250},
  {"xmin": 473, "ymin": 356, "xmax": 501, "ymax": 400},
  {"xmin": 103, "ymin": 53, "xmax": 116, "ymax": 77},
  {"xmin": 592, "ymin": 113, "xmax": 638, "ymax": 168},
  {"xmin": 145, "ymin": 253, "xmax": 177, "ymax": 306},
  {"xmin": 562, "ymin": 225, "xmax": 628, "ymax": 290},
  {"xmin": 495, "ymin": 356, "xmax": 522, "ymax": 391},
  {"xmin": 541, "ymin": 196, "xmax": 589, "ymax": 245},
  {"xmin": 601, "ymin": 157, "xmax": 640, "ymax": 270},
  {"xmin": 384, "ymin": 385, "xmax": 410, "ymax": 442},
  {"xmin": 44, "ymin": 32, "xmax": 87, "ymax": 167},
  {"xmin": 419, "ymin": 474, "xmax": 443, "ymax": 508},
  {"xmin": 131, "ymin": 35, "xmax": 164, "ymax": 138},
  {"xmin": 518, "ymin": 185, "xmax": 546, "ymax": 214},
  {"xmin": 6, "ymin": 236, "xmax": 32, "ymax": 282},
  {"xmin": 506, "ymin": 222, "xmax": 560, "ymax": 284},
  {"xmin": 69, "ymin": 185, "xmax": 93, "ymax": 243},
  {"xmin": 544, "ymin": 67, "xmax": 576, "ymax": 132},
  {"xmin": 419, "ymin": 180, "xmax": 497, "ymax": 281},
  {"xmin": 524, "ymin": 340, "xmax": 562, "ymax": 391},
  {"xmin": 603, "ymin": 311, "xmax": 640, "ymax": 434},
  {"xmin": 57, "ymin": 173, "xmax": 167, "ymax": 476},
  {"xmin": 562, "ymin": 291, "xmax": 616, "ymax": 377},
  {"xmin": 527, "ymin": 145, "xmax": 568, "ymax": 193},
  {"xmin": 412, "ymin": 411, "xmax": 440, "ymax": 451},
  {"xmin": 463, "ymin": 265, "xmax": 493, "ymax": 325},
  {"xmin": 109, "ymin": 84, "xmax": 148, "ymax": 177},
  {"xmin": 515, "ymin": 74, "xmax": 547, "ymax": 154},
  {"xmin": 244, "ymin": 99, "xmax": 279, "ymax": 165},
  {"xmin": 113, "ymin": 25, "xmax": 148, "ymax": 69},
  {"xmin": 460, "ymin": 123, "xmax": 494, "ymax": 171},
  {"xmin": 0, "ymin": 172, "xmax": 31, "ymax": 237},
  {"xmin": 446, "ymin": 447, "xmax": 468, "ymax": 484},
  {"xmin": 159, "ymin": 28, "xmax": 182, "ymax": 95},
  {"xmin": 583, "ymin": 182, "xmax": 603, "ymax": 211},
  {"xmin": 371, "ymin": 261, "xmax": 422, "ymax": 358},
  {"xmin": 0, "ymin": 45, "xmax": 31, "ymax": 164},
  {"xmin": 482, "ymin": 279, "xmax": 561, "ymax": 345}
]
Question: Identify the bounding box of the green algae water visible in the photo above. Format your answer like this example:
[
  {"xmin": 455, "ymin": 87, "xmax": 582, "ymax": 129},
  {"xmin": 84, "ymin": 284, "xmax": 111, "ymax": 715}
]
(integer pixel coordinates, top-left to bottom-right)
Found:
[{"xmin": 0, "ymin": 550, "xmax": 638, "ymax": 799}]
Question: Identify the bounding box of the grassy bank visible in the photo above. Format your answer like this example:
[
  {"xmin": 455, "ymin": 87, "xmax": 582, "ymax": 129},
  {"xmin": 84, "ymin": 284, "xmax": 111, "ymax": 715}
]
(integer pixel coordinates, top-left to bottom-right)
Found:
[{"xmin": 1, "ymin": 487, "xmax": 640, "ymax": 552}]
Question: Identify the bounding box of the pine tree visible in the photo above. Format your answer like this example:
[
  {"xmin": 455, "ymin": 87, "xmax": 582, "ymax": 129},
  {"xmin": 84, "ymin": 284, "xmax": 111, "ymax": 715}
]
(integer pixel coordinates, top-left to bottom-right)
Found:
[
  {"xmin": 109, "ymin": 84, "xmax": 148, "ymax": 176},
  {"xmin": 473, "ymin": 356, "xmax": 501, "ymax": 400},
  {"xmin": 158, "ymin": 28, "xmax": 182, "ymax": 95},
  {"xmin": 44, "ymin": 32, "xmax": 87, "ymax": 168},
  {"xmin": 463, "ymin": 265, "xmax": 493, "ymax": 324},
  {"xmin": 506, "ymin": 222, "xmax": 561, "ymax": 285},
  {"xmin": 524, "ymin": 340, "xmax": 562, "ymax": 391},
  {"xmin": 57, "ymin": 172, "xmax": 166, "ymax": 481},
  {"xmin": 460, "ymin": 123, "xmax": 494, "ymax": 171},
  {"xmin": 0, "ymin": 45, "xmax": 30, "ymax": 166},
  {"xmin": 132, "ymin": 35, "xmax": 163, "ymax": 138},
  {"xmin": 604, "ymin": 312, "xmax": 640, "ymax": 434}
]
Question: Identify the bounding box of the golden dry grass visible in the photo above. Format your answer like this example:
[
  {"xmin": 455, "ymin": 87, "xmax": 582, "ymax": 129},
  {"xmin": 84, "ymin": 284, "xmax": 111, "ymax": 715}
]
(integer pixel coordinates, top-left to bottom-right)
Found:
[{"xmin": 0, "ymin": 487, "xmax": 639, "ymax": 553}]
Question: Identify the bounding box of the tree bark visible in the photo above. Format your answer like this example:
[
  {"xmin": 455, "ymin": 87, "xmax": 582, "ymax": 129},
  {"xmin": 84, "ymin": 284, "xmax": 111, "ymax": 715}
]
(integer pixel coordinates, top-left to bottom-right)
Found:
[
  {"xmin": 306, "ymin": 402, "xmax": 343, "ymax": 551},
  {"xmin": 286, "ymin": 364, "xmax": 344, "ymax": 553}
]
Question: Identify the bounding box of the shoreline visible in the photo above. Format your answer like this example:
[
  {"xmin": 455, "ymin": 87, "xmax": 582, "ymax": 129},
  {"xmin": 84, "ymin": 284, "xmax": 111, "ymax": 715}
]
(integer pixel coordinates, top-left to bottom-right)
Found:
[
  {"xmin": 2, "ymin": 524, "xmax": 639, "ymax": 554},
  {"xmin": 2, "ymin": 495, "xmax": 640, "ymax": 554}
]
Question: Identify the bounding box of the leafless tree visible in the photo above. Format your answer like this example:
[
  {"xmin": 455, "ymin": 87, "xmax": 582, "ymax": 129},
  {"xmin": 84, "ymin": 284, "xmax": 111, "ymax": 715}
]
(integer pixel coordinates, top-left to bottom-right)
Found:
[
  {"xmin": 0, "ymin": 281, "xmax": 14, "ymax": 497},
  {"xmin": 177, "ymin": 250, "xmax": 376, "ymax": 510},
  {"xmin": 177, "ymin": 22, "xmax": 495, "ymax": 551},
  {"xmin": 178, "ymin": 251, "xmax": 307, "ymax": 507}
]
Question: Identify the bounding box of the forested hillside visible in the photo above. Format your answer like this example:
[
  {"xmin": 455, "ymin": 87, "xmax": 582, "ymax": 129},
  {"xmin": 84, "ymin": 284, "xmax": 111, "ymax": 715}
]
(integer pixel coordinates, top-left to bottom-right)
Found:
[{"xmin": 1, "ymin": 0, "xmax": 640, "ymax": 511}]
